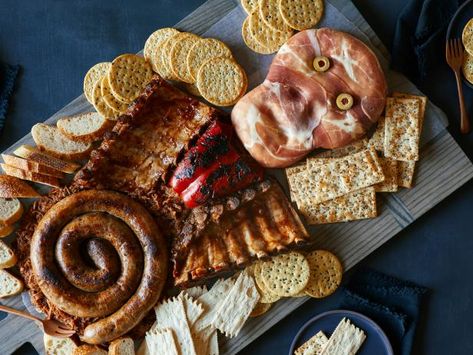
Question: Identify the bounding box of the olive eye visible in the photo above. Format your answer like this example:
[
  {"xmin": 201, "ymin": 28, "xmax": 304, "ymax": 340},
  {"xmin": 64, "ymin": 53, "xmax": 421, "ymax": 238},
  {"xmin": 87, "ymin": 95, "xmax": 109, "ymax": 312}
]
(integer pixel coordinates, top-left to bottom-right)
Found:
[
  {"xmin": 313, "ymin": 56, "xmax": 330, "ymax": 72},
  {"xmin": 336, "ymin": 93, "xmax": 354, "ymax": 110}
]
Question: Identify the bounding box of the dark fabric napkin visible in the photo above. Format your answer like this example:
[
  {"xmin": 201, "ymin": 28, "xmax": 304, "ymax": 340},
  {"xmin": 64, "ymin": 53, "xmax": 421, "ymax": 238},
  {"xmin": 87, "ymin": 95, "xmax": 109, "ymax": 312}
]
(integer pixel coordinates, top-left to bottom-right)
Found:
[
  {"xmin": 0, "ymin": 62, "xmax": 20, "ymax": 134},
  {"xmin": 391, "ymin": 0, "xmax": 464, "ymax": 81},
  {"xmin": 340, "ymin": 269, "xmax": 429, "ymax": 355}
]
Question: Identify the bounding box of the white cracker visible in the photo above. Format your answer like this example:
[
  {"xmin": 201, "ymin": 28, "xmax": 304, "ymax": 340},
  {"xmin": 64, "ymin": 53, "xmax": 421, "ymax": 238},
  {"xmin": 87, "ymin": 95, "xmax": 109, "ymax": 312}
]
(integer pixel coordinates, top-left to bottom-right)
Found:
[
  {"xmin": 179, "ymin": 293, "xmax": 204, "ymax": 326},
  {"xmin": 295, "ymin": 331, "xmax": 328, "ymax": 355},
  {"xmin": 319, "ymin": 318, "xmax": 366, "ymax": 355},
  {"xmin": 146, "ymin": 328, "xmax": 179, "ymax": 355},
  {"xmin": 181, "ymin": 285, "xmax": 208, "ymax": 300},
  {"xmin": 211, "ymin": 271, "xmax": 260, "ymax": 337}
]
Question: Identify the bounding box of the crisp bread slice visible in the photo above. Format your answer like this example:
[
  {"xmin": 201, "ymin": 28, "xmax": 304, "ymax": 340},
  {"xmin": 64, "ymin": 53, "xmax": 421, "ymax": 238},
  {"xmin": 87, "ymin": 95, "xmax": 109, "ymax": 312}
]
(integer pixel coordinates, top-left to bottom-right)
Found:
[
  {"xmin": 295, "ymin": 331, "xmax": 329, "ymax": 355},
  {"xmin": 319, "ymin": 318, "xmax": 366, "ymax": 355},
  {"xmin": 301, "ymin": 187, "xmax": 377, "ymax": 225},
  {"xmin": 384, "ymin": 97, "xmax": 421, "ymax": 161},
  {"xmin": 374, "ymin": 157, "xmax": 398, "ymax": 192},
  {"xmin": 211, "ymin": 271, "xmax": 260, "ymax": 337},
  {"xmin": 298, "ymin": 147, "xmax": 385, "ymax": 204},
  {"xmin": 367, "ymin": 116, "xmax": 386, "ymax": 153}
]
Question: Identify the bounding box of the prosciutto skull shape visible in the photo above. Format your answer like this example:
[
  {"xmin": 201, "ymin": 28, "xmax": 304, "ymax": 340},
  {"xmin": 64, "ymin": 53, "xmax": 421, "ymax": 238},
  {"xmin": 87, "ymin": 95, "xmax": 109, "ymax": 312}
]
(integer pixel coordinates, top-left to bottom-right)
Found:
[{"xmin": 231, "ymin": 28, "xmax": 387, "ymax": 168}]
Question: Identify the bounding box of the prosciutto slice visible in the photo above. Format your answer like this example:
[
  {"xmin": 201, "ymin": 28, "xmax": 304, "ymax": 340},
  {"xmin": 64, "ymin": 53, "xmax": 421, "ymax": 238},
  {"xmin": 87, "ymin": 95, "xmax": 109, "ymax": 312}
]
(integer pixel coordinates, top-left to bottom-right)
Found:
[{"xmin": 231, "ymin": 28, "xmax": 387, "ymax": 168}]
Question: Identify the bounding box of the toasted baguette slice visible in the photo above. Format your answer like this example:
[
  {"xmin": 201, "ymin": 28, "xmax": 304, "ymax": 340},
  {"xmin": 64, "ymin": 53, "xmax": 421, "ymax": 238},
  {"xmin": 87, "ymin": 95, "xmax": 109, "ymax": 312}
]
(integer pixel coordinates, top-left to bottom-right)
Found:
[
  {"xmin": 0, "ymin": 174, "xmax": 40, "ymax": 198},
  {"xmin": 0, "ymin": 224, "xmax": 15, "ymax": 238},
  {"xmin": 109, "ymin": 338, "xmax": 135, "ymax": 355},
  {"xmin": 0, "ymin": 240, "xmax": 16, "ymax": 268},
  {"xmin": 72, "ymin": 344, "xmax": 107, "ymax": 355},
  {"xmin": 31, "ymin": 123, "xmax": 92, "ymax": 161},
  {"xmin": 0, "ymin": 269, "xmax": 23, "ymax": 297},
  {"xmin": 0, "ymin": 198, "xmax": 23, "ymax": 225},
  {"xmin": 2, "ymin": 154, "xmax": 65, "ymax": 178},
  {"xmin": 57, "ymin": 112, "xmax": 112, "ymax": 143},
  {"xmin": 1, "ymin": 164, "xmax": 62, "ymax": 188},
  {"xmin": 14, "ymin": 145, "xmax": 80, "ymax": 174},
  {"xmin": 44, "ymin": 334, "xmax": 78, "ymax": 355}
]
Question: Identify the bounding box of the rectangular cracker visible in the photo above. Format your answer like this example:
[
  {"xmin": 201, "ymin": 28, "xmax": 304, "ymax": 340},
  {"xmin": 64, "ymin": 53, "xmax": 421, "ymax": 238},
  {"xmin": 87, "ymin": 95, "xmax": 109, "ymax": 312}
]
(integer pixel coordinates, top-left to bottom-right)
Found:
[
  {"xmin": 384, "ymin": 97, "xmax": 421, "ymax": 161},
  {"xmin": 392, "ymin": 92, "xmax": 427, "ymax": 129},
  {"xmin": 211, "ymin": 271, "xmax": 260, "ymax": 338},
  {"xmin": 295, "ymin": 331, "xmax": 329, "ymax": 355},
  {"xmin": 319, "ymin": 318, "xmax": 366, "ymax": 355},
  {"xmin": 313, "ymin": 138, "xmax": 369, "ymax": 159},
  {"xmin": 367, "ymin": 116, "xmax": 385, "ymax": 153},
  {"xmin": 153, "ymin": 297, "xmax": 197, "ymax": 355},
  {"xmin": 146, "ymin": 328, "xmax": 179, "ymax": 355},
  {"xmin": 398, "ymin": 160, "xmax": 416, "ymax": 188},
  {"xmin": 298, "ymin": 147, "xmax": 384, "ymax": 204},
  {"xmin": 285, "ymin": 162, "xmax": 307, "ymax": 205},
  {"xmin": 300, "ymin": 187, "xmax": 377, "ymax": 225},
  {"xmin": 374, "ymin": 157, "xmax": 398, "ymax": 192}
]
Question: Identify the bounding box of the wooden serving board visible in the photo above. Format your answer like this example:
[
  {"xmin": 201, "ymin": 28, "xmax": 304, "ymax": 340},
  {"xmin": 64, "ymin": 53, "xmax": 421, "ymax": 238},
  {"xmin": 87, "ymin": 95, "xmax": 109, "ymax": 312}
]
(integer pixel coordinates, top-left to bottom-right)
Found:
[{"xmin": 1, "ymin": 0, "xmax": 473, "ymax": 354}]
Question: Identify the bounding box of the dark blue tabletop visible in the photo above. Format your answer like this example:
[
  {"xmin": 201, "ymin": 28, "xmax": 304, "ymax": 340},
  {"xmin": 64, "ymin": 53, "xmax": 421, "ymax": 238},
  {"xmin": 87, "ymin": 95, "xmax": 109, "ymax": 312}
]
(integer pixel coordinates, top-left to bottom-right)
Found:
[{"xmin": 1, "ymin": 1, "xmax": 473, "ymax": 354}]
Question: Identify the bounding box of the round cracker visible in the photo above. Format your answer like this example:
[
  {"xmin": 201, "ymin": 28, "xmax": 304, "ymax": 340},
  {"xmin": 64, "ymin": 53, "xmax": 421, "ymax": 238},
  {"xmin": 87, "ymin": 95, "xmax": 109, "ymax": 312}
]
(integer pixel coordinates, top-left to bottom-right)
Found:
[
  {"xmin": 260, "ymin": 252, "xmax": 310, "ymax": 297},
  {"xmin": 153, "ymin": 35, "xmax": 180, "ymax": 80},
  {"xmin": 101, "ymin": 75, "xmax": 129, "ymax": 113},
  {"xmin": 279, "ymin": 0, "xmax": 324, "ymax": 31},
  {"xmin": 169, "ymin": 32, "xmax": 201, "ymax": 83},
  {"xmin": 108, "ymin": 54, "xmax": 153, "ymax": 103},
  {"xmin": 259, "ymin": 0, "xmax": 292, "ymax": 31},
  {"xmin": 187, "ymin": 38, "xmax": 233, "ymax": 82},
  {"xmin": 248, "ymin": 11, "xmax": 293, "ymax": 53},
  {"xmin": 463, "ymin": 18, "xmax": 473, "ymax": 56},
  {"xmin": 83, "ymin": 62, "xmax": 111, "ymax": 104},
  {"xmin": 242, "ymin": 16, "xmax": 273, "ymax": 55},
  {"xmin": 304, "ymin": 250, "xmax": 343, "ymax": 299},
  {"xmin": 241, "ymin": 0, "xmax": 258, "ymax": 14},
  {"xmin": 144, "ymin": 28, "xmax": 180, "ymax": 62},
  {"xmin": 250, "ymin": 302, "xmax": 272, "ymax": 317},
  {"xmin": 196, "ymin": 57, "xmax": 247, "ymax": 107},
  {"xmin": 92, "ymin": 77, "xmax": 121, "ymax": 120},
  {"xmin": 253, "ymin": 262, "xmax": 281, "ymax": 304},
  {"xmin": 463, "ymin": 52, "xmax": 473, "ymax": 84}
]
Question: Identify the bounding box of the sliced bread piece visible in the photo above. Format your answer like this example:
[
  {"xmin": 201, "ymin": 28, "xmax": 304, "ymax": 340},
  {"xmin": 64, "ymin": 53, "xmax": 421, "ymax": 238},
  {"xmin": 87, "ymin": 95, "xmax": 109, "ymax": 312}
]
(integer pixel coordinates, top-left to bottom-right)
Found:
[
  {"xmin": 31, "ymin": 123, "xmax": 92, "ymax": 161},
  {"xmin": 44, "ymin": 334, "xmax": 78, "ymax": 355},
  {"xmin": 57, "ymin": 112, "xmax": 113, "ymax": 143},
  {"xmin": 0, "ymin": 240, "xmax": 16, "ymax": 268},
  {"xmin": 0, "ymin": 174, "xmax": 40, "ymax": 198},
  {"xmin": 0, "ymin": 198, "xmax": 23, "ymax": 225},
  {"xmin": 14, "ymin": 145, "xmax": 80, "ymax": 174},
  {"xmin": 1, "ymin": 164, "xmax": 61, "ymax": 188},
  {"xmin": 2, "ymin": 154, "xmax": 64, "ymax": 178},
  {"xmin": 109, "ymin": 338, "xmax": 135, "ymax": 355},
  {"xmin": 72, "ymin": 344, "xmax": 108, "ymax": 355},
  {"xmin": 0, "ymin": 224, "xmax": 15, "ymax": 238},
  {"xmin": 0, "ymin": 269, "xmax": 23, "ymax": 297}
]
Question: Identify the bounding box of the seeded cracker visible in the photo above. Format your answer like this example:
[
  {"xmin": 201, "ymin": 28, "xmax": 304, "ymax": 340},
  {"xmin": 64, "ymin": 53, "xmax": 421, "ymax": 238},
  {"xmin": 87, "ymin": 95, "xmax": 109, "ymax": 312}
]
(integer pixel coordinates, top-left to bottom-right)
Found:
[
  {"xmin": 242, "ymin": 16, "xmax": 273, "ymax": 55},
  {"xmin": 260, "ymin": 252, "xmax": 310, "ymax": 297},
  {"xmin": 259, "ymin": 0, "xmax": 292, "ymax": 31},
  {"xmin": 305, "ymin": 250, "xmax": 343, "ymax": 298},
  {"xmin": 294, "ymin": 331, "xmax": 328, "ymax": 355},
  {"xmin": 91, "ymin": 78, "xmax": 121, "ymax": 120},
  {"xmin": 314, "ymin": 138, "xmax": 369, "ymax": 159},
  {"xmin": 101, "ymin": 75, "xmax": 129, "ymax": 114},
  {"xmin": 367, "ymin": 116, "xmax": 386, "ymax": 152},
  {"xmin": 319, "ymin": 318, "xmax": 366, "ymax": 355},
  {"xmin": 252, "ymin": 262, "xmax": 281, "ymax": 303},
  {"xmin": 279, "ymin": 0, "xmax": 324, "ymax": 31},
  {"xmin": 285, "ymin": 162, "xmax": 307, "ymax": 206},
  {"xmin": 108, "ymin": 54, "xmax": 153, "ymax": 103},
  {"xmin": 169, "ymin": 32, "xmax": 201, "ymax": 83},
  {"xmin": 302, "ymin": 187, "xmax": 377, "ymax": 225},
  {"xmin": 196, "ymin": 57, "xmax": 247, "ymax": 106},
  {"xmin": 187, "ymin": 38, "xmax": 233, "ymax": 82},
  {"xmin": 374, "ymin": 157, "xmax": 398, "ymax": 192},
  {"xmin": 241, "ymin": 0, "xmax": 258, "ymax": 14},
  {"xmin": 211, "ymin": 271, "xmax": 260, "ymax": 337},
  {"xmin": 248, "ymin": 11, "xmax": 293, "ymax": 53},
  {"xmin": 144, "ymin": 27, "xmax": 180, "ymax": 64},
  {"xmin": 299, "ymin": 147, "xmax": 385, "ymax": 204},
  {"xmin": 83, "ymin": 62, "xmax": 111, "ymax": 104}
]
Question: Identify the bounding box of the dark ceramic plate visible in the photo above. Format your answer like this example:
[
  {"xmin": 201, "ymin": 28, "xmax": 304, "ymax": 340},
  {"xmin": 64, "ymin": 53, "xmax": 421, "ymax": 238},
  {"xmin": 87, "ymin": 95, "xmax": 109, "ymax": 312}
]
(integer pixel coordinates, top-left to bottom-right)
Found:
[
  {"xmin": 289, "ymin": 310, "xmax": 393, "ymax": 355},
  {"xmin": 447, "ymin": 0, "xmax": 473, "ymax": 88}
]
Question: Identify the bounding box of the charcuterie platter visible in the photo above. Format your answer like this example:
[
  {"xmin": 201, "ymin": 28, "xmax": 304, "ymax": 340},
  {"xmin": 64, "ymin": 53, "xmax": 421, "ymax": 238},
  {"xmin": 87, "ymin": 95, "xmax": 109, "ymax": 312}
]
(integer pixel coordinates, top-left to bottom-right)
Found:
[{"xmin": 0, "ymin": 0, "xmax": 472, "ymax": 354}]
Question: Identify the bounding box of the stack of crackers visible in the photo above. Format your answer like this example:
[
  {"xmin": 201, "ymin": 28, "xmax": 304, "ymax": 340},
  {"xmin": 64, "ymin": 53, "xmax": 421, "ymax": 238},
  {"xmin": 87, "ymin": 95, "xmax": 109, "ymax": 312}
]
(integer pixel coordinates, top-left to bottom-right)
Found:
[
  {"xmin": 144, "ymin": 28, "xmax": 248, "ymax": 106},
  {"xmin": 286, "ymin": 92, "xmax": 426, "ymax": 225},
  {"xmin": 241, "ymin": 0, "xmax": 324, "ymax": 54}
]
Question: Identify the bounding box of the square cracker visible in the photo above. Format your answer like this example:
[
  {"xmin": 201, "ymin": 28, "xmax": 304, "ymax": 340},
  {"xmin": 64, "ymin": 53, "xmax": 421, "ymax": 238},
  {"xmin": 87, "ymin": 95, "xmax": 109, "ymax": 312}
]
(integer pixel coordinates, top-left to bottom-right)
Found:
[
  {"xmin": 384, "ymin": 97, "xmax": 421, "ymax": 161},
  {"xmin": 295, "ymin": 331, "xmax": 328, "ymax": 355},
  {"xmin": 319, "ymin": 318, "xmax": 366, "ymax": 355},
  {"xmin": 301, "ymin": 187, "xmax": 377, "ymax": 225},
  {"xmin": 298, "ymin": 147, "xmax": 384, "ymax": 204},
  {"xmin": 374, "ymin": 157, "xmax": 398, "ymax": 192}
]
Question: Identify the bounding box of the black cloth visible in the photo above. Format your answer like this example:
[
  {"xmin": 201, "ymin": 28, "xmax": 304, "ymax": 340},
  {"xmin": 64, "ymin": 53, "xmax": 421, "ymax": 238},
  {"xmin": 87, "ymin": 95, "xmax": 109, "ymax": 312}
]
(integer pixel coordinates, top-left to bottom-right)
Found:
[
  {"xmin": 391, "ymin": 0, "xmax": 464, "ymax": 80},
  {"xmin": 340, "ymin": 269, "xmax": 429, "ymax": 355},
  {"xmin": 0, "ymin": 62, "xmax": 19, "ymax": 134}
]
